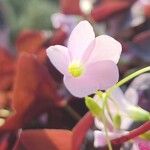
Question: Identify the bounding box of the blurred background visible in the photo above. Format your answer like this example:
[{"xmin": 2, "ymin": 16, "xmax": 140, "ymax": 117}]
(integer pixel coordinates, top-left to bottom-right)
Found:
[
  {"xmin": 1, "ymin": 0, "xmax": 150, "ymax": 65},
  {"xmin": 0, "ymin": 0, "xmax": 59, "ymax": 48}
]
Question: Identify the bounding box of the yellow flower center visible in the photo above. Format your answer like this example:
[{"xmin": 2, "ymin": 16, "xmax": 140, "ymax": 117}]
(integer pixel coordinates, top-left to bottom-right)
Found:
[{"xmin": 68, "ymin": 61, "xmax": 84, "ymax": 77}]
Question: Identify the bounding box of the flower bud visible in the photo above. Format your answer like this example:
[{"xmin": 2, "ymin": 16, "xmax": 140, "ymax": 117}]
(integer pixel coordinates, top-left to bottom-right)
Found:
[
  {"xmin": 85, "ymin": 96, "xmax": 102, "ymax": 118},
  {"xmin": 127, "ymin": 105, "xmax": 150, "ymax": 121},
  {"xmin": 112, "ymin": 114, "xmax": 121, "ymax": 129}
]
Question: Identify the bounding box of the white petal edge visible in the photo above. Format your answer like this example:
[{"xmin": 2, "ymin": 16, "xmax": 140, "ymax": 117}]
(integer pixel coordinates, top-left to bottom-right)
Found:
[
  {"xmin": 109, "ymin": 88, "xmax": 134, "ymax": 129},
  {"xmin": 110, "ymin": 88, "xmax": 129, "ymax": 112},
  {"xmin": 68, "ymin": 20, "xmax": 95, "ymax": 60},
  {"xmin": 125, "ymin": 87, "xmax": 139, "ymax": 105},
  {"xmin": 46, "ymin": 45, "xmax": 70, "ymax": 75},
  {"xmin": 94, "ymin": 130, "xmax": 128, "ymax": 148},
  {"xmin": 87, "ymin": 35, "xmax": 122, "ymax": 64}
]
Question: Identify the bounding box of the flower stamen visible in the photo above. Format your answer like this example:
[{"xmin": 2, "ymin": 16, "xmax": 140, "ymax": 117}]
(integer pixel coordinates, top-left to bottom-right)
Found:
[{"xmin": 68, "ymin": 61, "xmax": 84, "ymax": 77}]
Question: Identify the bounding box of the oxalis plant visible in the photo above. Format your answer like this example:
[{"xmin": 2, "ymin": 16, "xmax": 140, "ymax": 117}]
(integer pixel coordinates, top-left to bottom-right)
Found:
[{"xmin": 47, "ymin": 21, "xmax": 150, "ymax": 150}]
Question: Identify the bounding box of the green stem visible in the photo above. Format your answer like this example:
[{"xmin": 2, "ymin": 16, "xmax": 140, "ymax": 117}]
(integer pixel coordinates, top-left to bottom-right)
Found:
[
  {"xmin": 94, "ymin": 66, "xmax": 150, "ymax": 149},
  {"xmin": 106, "ymin": 102, "xmax": 113, "ymax": 120},
  {"xmin": 107, "ymin": 66, "xmax": 150, "ymax": 96},
  {"xmin": 102, "ymin": 95, "xmax": 113, "ymax": 150},
  {"xmin": 102, "ymin": 115, "xmax": 113, "ymax": 150},
  {"xmin": 64, "ymin": 105, "xmax": 81, "ymax": 121}
]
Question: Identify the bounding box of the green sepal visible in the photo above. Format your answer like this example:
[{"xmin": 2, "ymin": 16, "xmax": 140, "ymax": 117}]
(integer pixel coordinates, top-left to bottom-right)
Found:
[
  {"xmin": 112, "ymin": 114, "xmax": 121, "ymax": 129},
  {"xmin": 96, "ymin": 90, "xmax": 103, "ymax": 99},
  {"xmin": 85, "ymin": 96, "xmax": 102, "ymax": 118},
  {"xmin": 127, "ymin": 106, "xmax": 150, "ymax": 121}
]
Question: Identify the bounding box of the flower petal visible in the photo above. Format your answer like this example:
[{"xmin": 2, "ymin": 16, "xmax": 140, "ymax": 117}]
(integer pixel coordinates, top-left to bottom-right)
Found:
[
  {"xmin": 125, "ymin": 87, "xmax": 138, "ymax": 105},
  {"xmin": 68, "ymin": 20, "xmax": 95, "ymax": 60},
  {"xmin": 51, "ymin": 13, "xmax": 77, "ymax": 34},
  {"xmin": 94, "ymin": 130, "xmax": 107, "ymax": 147},
  {"xmin": 132, "ymin": 143, "xmax": 140, "ymax": 150},
  {"xmin": 121, "ymin": 116, "xmax": 133, "ymax": 130},
  {"xmin": 64, "ymin": 60, "xmax": 119, "ymax": 97},
  {"xmin": 94, "ymin": 118, "xmax": 104, "ymax": 130},
  {"xmin": 110, "ymin": 88, "xmax": 134, "ymax": 129},
  {"xmin": 87, "ymin": 35, "xmax": 122, "ymax": 64},
  {"xmin": 111, "ymin": 88, "xmax": 129, "ymax": 110},
  {"xmin": 134, "ymin": 138, "xmax": 150, "ymax": 150},
  {"xmin": 125, "ymin": 73, "xmax": 150, "ymax": 106},
  {"xmin": 46, "ymin": 45, "xmax": 70, "ymax": 75},
  {"xmin": 94, "ymin": 130, "xmax": 127, "ymax": 148},
  {"xmin": 86, "ymin": 60, "xmax": 119, "ymax": 90},
  {"xmin": 94, "ymin": 93, "xmax": 133, "ymax": 130}
]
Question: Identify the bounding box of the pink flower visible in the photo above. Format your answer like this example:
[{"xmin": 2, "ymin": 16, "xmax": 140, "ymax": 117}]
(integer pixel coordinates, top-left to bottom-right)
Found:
[
  {"xmin": 94, "ymin": 88, "xmax": 136, "ymax": 148},
  {"xmin": 51, "ymin": 13, "xmax": 77, "ymax": 34},
  {"xmin": 93, "ymin": 87, "xmax": 149, "ymax": 148},
  {"xmin": 133, "ymin": 138, "xmax": 150, "ymax": 150},
  {"xmin": 94, "ymin": 130, "xmax": 128, "ymax": 148},
  {"xmin": 46, "ymin": 21, "xmax": 122, "ymax": 97}
]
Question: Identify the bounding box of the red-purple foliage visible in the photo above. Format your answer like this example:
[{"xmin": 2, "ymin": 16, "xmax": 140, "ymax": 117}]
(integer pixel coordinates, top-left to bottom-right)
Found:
[
  {"xmin": 13, "ymin": 129, "xmax": 72, "ymax": 150},
  {"xmin": 72, "ymin": 112, "xmax": 94, "ymax": 150},
  {"xmin": 0, "ymin": 47, "xmax": 15, "ymax": 90},
  {"xmin": 0, "ymin": 53, "xmax": 64, "ymax": 133}
]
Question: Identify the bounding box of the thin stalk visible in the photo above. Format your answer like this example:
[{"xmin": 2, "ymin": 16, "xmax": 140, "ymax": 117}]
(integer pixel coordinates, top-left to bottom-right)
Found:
[
  {"xmin": 64, "ymin": 105, "xmax": 81, "ymax": 121},
  {"xmin": 102, "ymin": 115, "xmax": 113, "ymax": 150},
  {"xmin": 112, "ymin": 121, "xmax": 150, "ymax": 145},
  {"xmin": 102, "ymin": 95, "xmax": 113, "ymax": 150},
  {"xmin": 107, "ymin": 66, "xmax": 150, "ymax": 96}
]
